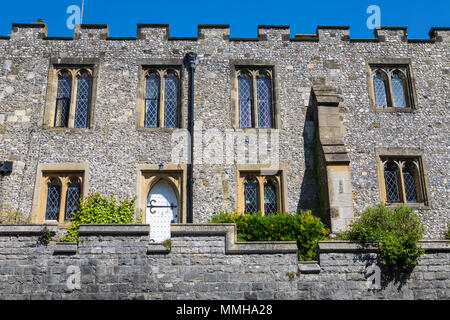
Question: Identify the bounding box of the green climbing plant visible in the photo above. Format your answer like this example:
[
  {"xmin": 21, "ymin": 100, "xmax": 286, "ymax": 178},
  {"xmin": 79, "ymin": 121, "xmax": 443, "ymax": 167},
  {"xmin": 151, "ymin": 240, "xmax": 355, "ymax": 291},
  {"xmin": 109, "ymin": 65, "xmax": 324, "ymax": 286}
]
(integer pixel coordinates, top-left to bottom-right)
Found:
[{"xmin": 60, "ymin": 193, "xmax": 142, "ymax": 243}]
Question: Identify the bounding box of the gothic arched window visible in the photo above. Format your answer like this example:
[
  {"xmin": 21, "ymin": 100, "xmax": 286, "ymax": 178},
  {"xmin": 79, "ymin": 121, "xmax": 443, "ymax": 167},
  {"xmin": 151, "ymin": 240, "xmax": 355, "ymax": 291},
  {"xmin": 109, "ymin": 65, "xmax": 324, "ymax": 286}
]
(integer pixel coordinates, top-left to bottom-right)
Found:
[
  {"xmin": 380, "ymin": 156, "xmax": 427, "ymax": 206},
  {"xmin": 239, "ymin": 74, "xmax": 253, "ymax": 128},
  {"xmin": 257, "ymin": 74, "xmax": 272, "ymax": 128},
  {"xmin": 264, "ymin": 180, "xmax": 278, "ymax": 215},
  {"xmin": 145, "ymin": 73, "xmax": 160, "ymax": 128},
  {"xmin": 45, "ymin": 179, "xmax": 61, "ymax": 221},
  {"xmin": 65, "ymin": 179, "xmax": 81, "ymax": 220},
  {"xmin": 237, "ymin": 67, "xmax": 275, "ymax": 128},
  {"xmin": 164, "ymin": 73, "xmax": 179, "ymax": 128},
  {"xmin": 391, "ymin": 73, "xmax": 407, "ymax": 108},
  {"xmin": 74, "ymin": 72, "xmax": 92, "ymax": 128},
  {"xmin": 244, "ymin": 179, "xmax": 258, "ymax": 214},
  {"xmin": 40, "ymin": 173, "xmax": 84, "ymax": 223},
  {"xmin": 53, "ymin": 67, "xmax": 93, "ymax": 128},
  {"xmin": 373, "ymin": 72, "xmax": 388, "ymax": 107},
  {"xmin": 55, "ymin": 72, "xmax": 72, "ymax": 127},
  {"xmin": 239, "ymin": 172, "xmax": 283, "ymax": 215},
  {"xmin": 143, "ymin": 67, "xmax": 181, "ymax": 128},
  {"xmin": 370, "ymin": 65, "xmax": 414, "ymax": 110}
]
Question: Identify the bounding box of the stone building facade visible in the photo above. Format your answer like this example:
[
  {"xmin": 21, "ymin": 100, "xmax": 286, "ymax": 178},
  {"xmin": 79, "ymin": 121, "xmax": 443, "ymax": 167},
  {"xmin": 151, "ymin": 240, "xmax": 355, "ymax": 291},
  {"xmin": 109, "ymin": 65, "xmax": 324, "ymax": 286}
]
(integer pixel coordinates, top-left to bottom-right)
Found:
[{"xmin": 0, "ymin": 21, "xmax": 448, "ymax": 238}]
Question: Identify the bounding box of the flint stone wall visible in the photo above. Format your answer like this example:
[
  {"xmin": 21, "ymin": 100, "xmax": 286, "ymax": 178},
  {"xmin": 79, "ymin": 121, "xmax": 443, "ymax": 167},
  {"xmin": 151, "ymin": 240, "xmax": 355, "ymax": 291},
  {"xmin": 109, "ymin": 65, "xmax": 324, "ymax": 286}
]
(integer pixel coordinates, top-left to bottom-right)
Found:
[
  {"xmin": 0, "ymin": 224, "xmax": 448, "ymax": 300},
  {"xmin": 0, "ymin": 24, "xmax": 448, "ymax": 237}
]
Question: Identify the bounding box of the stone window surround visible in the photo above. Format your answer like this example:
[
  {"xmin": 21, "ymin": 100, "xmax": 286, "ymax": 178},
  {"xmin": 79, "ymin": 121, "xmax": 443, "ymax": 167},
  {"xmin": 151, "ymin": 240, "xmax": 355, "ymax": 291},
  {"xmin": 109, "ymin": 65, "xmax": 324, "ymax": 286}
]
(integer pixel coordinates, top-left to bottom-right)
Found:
[
  {"xmin": 31, "ymin": 163, "xmax": 89, "ymax": 225},
  {"xmin": 43, "ymin": 58, "xmax": 99, "ymax": 130},
  {"xmin": 235, "ymin": 163, "xmax": 287, "ymax": 215},
  {"xmin": 136, "ymin": 59, "xmax": 185, "ymax": 130},
  {"xmin": 375, "ymin": 148, "xmax": 431, "ymax": 209},
  {"xmin": 230, "ymin": 60, "xmax": 281, "ymax": 130},
  {"xmin": 366, "ymin": 58, "xmax": 418, "ymax": 113},
  {"xmin": 136, "ymin": 163, "xmax": 187, "ymax": 224}
]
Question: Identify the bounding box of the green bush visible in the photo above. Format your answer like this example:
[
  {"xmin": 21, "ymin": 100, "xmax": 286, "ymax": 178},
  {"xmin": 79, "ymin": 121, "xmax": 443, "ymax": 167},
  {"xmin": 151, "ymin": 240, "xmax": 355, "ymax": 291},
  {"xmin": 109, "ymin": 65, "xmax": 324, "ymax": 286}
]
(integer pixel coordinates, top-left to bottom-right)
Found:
[
  {"xmin": 210, "ymin": 211, "xmax": 330, "ymax": 261},
  {"xmin": 445, "ymin": 225, "xmax": 450, "ymax": 240},
  {"xmin": 339, "ymin": 204, "xmax": 425, "ymax": 270},
  {"xmin": 60, "ymin": 193, "xmax": 142, "ymax": 242}
]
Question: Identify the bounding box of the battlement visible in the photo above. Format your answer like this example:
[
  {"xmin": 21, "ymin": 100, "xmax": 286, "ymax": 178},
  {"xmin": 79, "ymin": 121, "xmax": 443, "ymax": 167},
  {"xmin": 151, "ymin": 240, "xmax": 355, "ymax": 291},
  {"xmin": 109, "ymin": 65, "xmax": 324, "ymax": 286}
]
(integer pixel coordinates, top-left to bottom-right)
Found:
[{"xmin": 2, "ymin": 20, "xmax": 448, "ymax": 43}]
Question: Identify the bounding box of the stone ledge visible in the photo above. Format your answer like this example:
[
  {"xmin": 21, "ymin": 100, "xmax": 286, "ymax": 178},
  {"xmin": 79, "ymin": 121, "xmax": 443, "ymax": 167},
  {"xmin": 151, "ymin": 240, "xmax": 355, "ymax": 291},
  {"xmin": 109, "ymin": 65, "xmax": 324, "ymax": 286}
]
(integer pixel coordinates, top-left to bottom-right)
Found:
[
  {"xmin": 318, "ymin": 240, "xmax": 450, "ymax": 253},
  {"xmin": 419, "ymin": 240, "xmax": 450, "ymax": 252},
  {"xmin": 0, "ymin": 225, "xmax": 59, "ymax": 236},
  {"xmin": 53, "ymin": 242, "xmax": 77, "ymax": 255},
  {"xmin": 298, "ymin": 261, "xmax": 321, "ymax": 274},
  {"xmin": 147, "ymin": 244, "xmax": 170, "ymax": 255},
  {"xmin": 78, "ymin": 224, "xmax": 149, "ymax": 236},
  {"xmin": 319, "ymin": 241, "xmax": 378, "ymax": 253},
  {"xmin": 171, "ymin": 224, "xmax": 298, "ymax": 255}
]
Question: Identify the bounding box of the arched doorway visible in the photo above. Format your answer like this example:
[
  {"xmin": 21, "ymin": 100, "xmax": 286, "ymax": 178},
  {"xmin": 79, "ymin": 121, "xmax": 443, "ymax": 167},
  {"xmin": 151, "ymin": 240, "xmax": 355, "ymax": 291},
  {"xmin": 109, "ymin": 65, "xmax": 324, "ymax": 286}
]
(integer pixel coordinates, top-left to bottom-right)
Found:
[{"xmin": 147, "ymin": 179, "xmax": 178, "ymax": 243}]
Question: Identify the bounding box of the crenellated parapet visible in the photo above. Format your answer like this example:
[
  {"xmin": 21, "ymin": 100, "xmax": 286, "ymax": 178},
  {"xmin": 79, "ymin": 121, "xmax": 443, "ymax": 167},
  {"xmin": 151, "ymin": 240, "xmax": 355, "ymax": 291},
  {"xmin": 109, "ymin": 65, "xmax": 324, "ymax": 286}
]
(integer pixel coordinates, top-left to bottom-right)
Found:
[{"xmin": 2, "ymin": 20, "xmax": 448, "ymax": 43}]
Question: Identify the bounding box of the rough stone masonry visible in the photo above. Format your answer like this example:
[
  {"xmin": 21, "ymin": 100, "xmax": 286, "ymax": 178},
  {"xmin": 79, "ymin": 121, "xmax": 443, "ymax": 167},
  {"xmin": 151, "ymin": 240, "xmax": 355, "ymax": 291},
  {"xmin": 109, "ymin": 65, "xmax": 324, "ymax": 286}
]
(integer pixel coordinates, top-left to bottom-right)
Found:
[{"xmin": 0, "ymin": 224, "xmax": 448, "ymax": 300}]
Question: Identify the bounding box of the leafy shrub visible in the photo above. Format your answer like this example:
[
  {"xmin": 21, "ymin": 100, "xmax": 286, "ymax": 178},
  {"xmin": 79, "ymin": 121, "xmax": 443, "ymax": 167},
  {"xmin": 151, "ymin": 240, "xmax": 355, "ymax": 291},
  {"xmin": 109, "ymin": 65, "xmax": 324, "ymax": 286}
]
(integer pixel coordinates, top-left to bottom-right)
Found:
[
  {"xmin": 60, "ymin": 193, "xmax": 142, "ymax": 242},
  {"xmin": 339, "ymin": 204, "xmax": 425, "ymax": 270},
  {"xmin": 445, "ymin": 225, "xmax": 450, "ymax": 240},
  {"xmin": 210, "ymin": 211, "xmax": 330, "ymax": 261},
  {"xmin": 0, "ymin": 207, "xmax": 31, "ymax": 224},
  {"xmin": 38, "ymin": 227, "xmax": 55, "ymax": 246}
]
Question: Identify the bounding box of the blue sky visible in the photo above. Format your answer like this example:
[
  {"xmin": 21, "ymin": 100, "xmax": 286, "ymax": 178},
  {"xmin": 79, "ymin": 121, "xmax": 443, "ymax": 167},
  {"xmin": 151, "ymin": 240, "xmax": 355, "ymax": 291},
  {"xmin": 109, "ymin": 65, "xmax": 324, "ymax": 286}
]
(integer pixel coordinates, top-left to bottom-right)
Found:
[{"xmin": 1, "ymin": 0, "xmax": 449, "ymax": 38}]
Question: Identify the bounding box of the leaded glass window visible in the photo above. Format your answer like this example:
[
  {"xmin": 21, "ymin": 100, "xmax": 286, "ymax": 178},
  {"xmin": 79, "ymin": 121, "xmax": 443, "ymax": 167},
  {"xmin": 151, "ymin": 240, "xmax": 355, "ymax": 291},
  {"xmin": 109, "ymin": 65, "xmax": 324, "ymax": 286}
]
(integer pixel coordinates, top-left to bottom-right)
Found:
[
  {"xmin": 384, "ymin": 162, "xmax": 400, "ymax": 203},
  {"xmin": 142, "ymin": 68, "xmax": 180, "ymax": 128},
  {"xmin": 264, "ymin": 181, "xmax": 277, "ymax": 215},
  {"xmin": 45, "ymin": 179, "xmax": 61, "ymax": 221},
  {"xmin": 55, "ymin": 72, "xmax": 72, "ymax": 127},
  {"xmin": 240, "ymin": 173, "xmax": 282, "ymax": 215},
  {"xmin": 41, "ymin": 173, "xmax": 84, "ymax": 223},
  {"xmin": 65, "ymin": 180, "xmax": 81, "ymax": 220},
  {"xmin": 74, "ymin": 73, "xmax": 91, "ymax": 128},
  {"xmin": 257, "ymin": 74, "xmax": 272, "ymax": 128},
  {"xmin": 403, "ymin": 164, "xmax": 418, "ymax": 203},
  {"xmin": 373, "ymin": 73, "xmax": 388, "ymax": 107},
  {"xmin": 145, "ymin": 73, "xmax": 160, "ymax": 128},
  {"xmin": 237, "ymin": 67, "xmax": 274, "ymax": 128},
  {"xmin": 244, "ymin": 180, "xmax": 258, "ymax": 214},
  {"xmin": 370, "ymin": 65, "xmax": 413, "ymax": 110},
  {"xmin": 391, "ymin": 74, "xmax": 406, "ymax": 107},
  {"xmin": 164, "ymin": 74, "xmax": 179, "ymax": 128},
  {"xmin": 53, "ymin": 67, "xmax": 93, "ymax": 128},
  {"xmin": 380, "ymin": 157, "xmax": 427, "ymax": 206},
  {"xmin": 239, "ymin": 74, "xmax": 253, "ymax": 128}
]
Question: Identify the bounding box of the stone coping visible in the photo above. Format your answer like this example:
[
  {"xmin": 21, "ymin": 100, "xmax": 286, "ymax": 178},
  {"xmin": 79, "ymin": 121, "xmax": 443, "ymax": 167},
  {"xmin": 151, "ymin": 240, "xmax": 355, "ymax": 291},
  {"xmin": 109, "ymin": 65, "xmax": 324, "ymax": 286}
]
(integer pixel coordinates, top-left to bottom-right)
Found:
[
  {"xmin": 318, "ymin": 240, "xmax": 450, "ymax": 253},
  {"xmin": 171, "ymin": 224, "xmax": 298, "ymax": 254},
  {"xmin": 78, "ymin": 224, "xmax": 150, "ymax": 236},
  {"xmin": 0, "ymin": 225, "xmax": 59, "ymax": 235}
]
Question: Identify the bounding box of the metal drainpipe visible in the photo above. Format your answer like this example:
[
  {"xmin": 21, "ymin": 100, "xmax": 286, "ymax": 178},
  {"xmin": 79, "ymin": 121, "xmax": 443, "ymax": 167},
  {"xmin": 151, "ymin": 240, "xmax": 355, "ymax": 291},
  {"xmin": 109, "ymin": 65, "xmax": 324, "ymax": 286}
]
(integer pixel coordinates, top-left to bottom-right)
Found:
[{"xmin": 185, "ymin": 52, "xmax": 199, "ymax": 224}]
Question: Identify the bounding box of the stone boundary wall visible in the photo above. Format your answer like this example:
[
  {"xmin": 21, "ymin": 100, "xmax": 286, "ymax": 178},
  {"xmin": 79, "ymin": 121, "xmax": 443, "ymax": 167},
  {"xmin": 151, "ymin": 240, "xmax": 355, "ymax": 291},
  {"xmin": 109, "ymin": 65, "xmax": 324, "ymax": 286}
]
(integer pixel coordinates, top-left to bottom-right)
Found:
[{"xmin": 0, "ymin": 224, "xmax": 448, "ymax": 300}]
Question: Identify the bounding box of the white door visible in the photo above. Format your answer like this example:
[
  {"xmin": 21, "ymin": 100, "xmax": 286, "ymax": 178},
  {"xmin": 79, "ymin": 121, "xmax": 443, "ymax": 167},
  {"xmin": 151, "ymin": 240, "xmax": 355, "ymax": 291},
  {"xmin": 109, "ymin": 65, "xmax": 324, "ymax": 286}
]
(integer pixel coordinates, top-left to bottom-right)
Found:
[{"xmin": 146, "ymin": 179, "xmax": 178, "ymax": 243}]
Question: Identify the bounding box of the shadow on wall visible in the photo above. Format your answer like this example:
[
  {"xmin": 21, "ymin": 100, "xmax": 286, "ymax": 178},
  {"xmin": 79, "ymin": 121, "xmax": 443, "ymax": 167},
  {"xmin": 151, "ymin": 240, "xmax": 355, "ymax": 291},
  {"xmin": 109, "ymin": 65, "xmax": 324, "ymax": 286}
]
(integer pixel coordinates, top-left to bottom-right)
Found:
[
  {"xmin": 297, "ymin": 95, "xmax": 320, "ymax": 217},
  {"xmin": 354, "ymin": 252, "xmax": 412, "ymax": 291}
]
